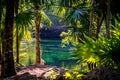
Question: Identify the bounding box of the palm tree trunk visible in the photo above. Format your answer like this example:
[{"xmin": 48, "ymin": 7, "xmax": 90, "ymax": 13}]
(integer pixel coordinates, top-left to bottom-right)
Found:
[
  {"xmin": 89, "ymin": 0, "xmax": 94, "ymax": 37},
  {"xmin": 15, "ymin": 0, "xmax": 19, "ymax": 63},
  {"xmin": 1, "ymin": 0, "xmax": 16, "ymax": 77},
  {"xmin": 34, "ymin": 5, "xmax": 41, "ymax": 64},
  {"xmin": 106, "ymin": 0, "xmax": 111, "ymax": 39}
]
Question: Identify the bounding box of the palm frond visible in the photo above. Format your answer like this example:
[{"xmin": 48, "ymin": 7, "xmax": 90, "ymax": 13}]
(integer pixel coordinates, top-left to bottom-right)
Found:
[
  {"xmin": 15, "ymin": 11, "xmax": 33, "ymax": 31},
  {"xmin": 64, "ymin": 8, "xmax": 84, "ymax": 25},
  {"xmin": 59, "ymin": 0, "xmax": 86, "ymax": 7},
  {"xmin": 40, "ymin": 10, "xmax": 52, "ymax": 26}
]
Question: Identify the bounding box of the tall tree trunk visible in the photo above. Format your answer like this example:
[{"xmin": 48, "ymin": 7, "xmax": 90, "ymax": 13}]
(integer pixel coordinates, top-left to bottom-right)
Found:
[
  {"xmin": 106, "ymin": 0, "xmax": 111, "ymax": 39},
  {"xmin": 34, "ymin": 5, "xmax": 41, "ymax": 64},
  {"xmin": 0, "ymin": 5, "xmax": 2, "ymax": 62},
  {"xmin": 0, "ymin": 43, "xmax": 2, "ymax": 64},
  {"xmin": 89, "ymin": 0, "xmax": 94, "ymax": 37},
  {"xmin": 1, "ymin": 0, "xmax": 16, "ymax": 77},
  {"xmin": 15, "ymin": 0, "xmax": 19, "ymax": 63}
]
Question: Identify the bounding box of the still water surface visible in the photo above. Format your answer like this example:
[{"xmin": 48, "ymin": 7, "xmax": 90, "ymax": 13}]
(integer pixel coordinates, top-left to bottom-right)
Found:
[{"xmin": 19, "ymin": 40, "xmax": 76, "ymax": 67}]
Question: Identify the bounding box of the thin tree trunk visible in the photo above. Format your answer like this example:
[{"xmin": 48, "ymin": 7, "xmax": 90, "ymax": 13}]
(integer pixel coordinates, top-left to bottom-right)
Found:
[
  {"xmin": 1, "ymin": 0, "xmax": 16, "ymax": 77},
  {"xmin": 89, "ymin": 0, "xmax": 94, "ymax": 37},
  {"xmin": 15, "ymin": 0, "xmax": 19, "ymax": 63},
  {"xmin": 96, "ymin": 14, "xmax": 104, "ymax": 38},
  {"xmin": 96, "ymin": 17, "xmax": 100, "ymax": 39},
  {"xmin": 16, "ymin": 25, "xmax": 19, "ymax": 63},
  {"xmin": 106, "ymin": 0, "xmax": 111, "ymax": 39},
  {"xmin": 34, "ymin": 5, "xmax": 41, "ymax": 64}
]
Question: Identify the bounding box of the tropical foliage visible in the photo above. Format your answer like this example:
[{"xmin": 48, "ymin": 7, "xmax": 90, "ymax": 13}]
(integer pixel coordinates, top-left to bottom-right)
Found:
[
  {"xmin": 0, "ymin": 0, "xmax": 120, "ymax": 79},
  {"xmin": 58, "ymin": 0, "xmax": 120, "ymax": 72},
  {"xmin": 71, "ymin": 24, "xmax": 120, "ymax": 70}
]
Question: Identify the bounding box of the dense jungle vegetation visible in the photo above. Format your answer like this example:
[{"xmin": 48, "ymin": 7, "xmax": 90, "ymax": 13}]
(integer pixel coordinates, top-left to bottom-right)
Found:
[{"xmin": 0, "ymin": 0, "xmax": 120, "ymax": 80}]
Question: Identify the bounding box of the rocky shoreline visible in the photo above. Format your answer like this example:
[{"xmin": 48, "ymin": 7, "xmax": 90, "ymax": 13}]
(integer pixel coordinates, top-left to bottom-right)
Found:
[
  {"xmin": 0, "ymin": 64, "xmax": 69, "ymax": 80},
  {"xmin": 1, "ymin": 64, "xmax": 120, "ymax": 80}
]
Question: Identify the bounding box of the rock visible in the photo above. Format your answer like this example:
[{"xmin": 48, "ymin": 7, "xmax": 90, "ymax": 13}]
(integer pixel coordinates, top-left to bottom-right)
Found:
[
  {"xmin": 15, "ymin": 63, "xmax": 25, "ymax": 72},
  {"xmin": 10, "ymin": 72, "xmax": 37, "ymax": 80},
  {"xmin": 82, "ymin": 66, "xmax": 120, "ymax": 80},
  {"xmin": 2, "ymin": 64, "xmax": 69, "ymax": 80},
  {"xmin": 39, "ymin": 66, "xmax": 69, "ymax": 80}
]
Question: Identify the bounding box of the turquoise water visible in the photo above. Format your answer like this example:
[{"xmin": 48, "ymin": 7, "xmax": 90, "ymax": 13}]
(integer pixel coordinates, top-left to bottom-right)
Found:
[{"xmin": 19, "ymin": 40, "xmax": 76, "ymax": 67}]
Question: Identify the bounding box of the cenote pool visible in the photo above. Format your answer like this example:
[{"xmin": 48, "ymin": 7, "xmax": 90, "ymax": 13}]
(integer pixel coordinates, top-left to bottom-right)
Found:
[{"xmin": 18, "ymin": 40, "xmax": 77, "ymax": 67}]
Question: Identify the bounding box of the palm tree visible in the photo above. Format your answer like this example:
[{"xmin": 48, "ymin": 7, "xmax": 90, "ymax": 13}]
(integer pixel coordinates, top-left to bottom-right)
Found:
[
  {"xmin": 14, "ymin": 0, "xmax": 34, "ymax": 63},
  {"xmin": 33, "ymin": 0, "xmax": 52, "ymax": 64},
  {"xmin": 18, "ymin": 0, "xmax": 53, "ymax": 65},
  {"xmin": 1, "ymin": 0, "xmax": 16, "ymax": 77},
  {"xmin": 34, "ymin": 3, "xmax": 41, "ymax": 64},
  {"xmin": 14, "ymin": 0, "xmax": 52, "ymax": 65}
]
